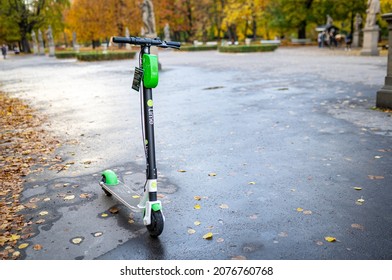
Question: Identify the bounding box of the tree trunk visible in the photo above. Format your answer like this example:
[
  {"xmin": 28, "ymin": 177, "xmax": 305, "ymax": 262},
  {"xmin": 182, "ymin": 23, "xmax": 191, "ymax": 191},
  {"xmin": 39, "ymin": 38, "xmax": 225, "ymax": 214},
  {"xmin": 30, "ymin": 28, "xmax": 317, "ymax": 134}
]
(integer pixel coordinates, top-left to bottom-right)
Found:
[
  {"xmin": 298, "ymin": 20, "xmax": 307, "ymax": 39},
  {"xmin": 20, "ymin": 32, "xmax": 31, "ymax": 53}
]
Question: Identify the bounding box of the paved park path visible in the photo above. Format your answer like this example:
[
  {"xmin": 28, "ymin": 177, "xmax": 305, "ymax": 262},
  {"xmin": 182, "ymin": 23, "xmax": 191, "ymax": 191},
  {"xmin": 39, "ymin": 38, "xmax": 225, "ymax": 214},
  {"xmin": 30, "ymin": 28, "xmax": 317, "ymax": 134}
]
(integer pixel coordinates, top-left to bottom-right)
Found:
[{"xmin": 0, "ymin": 47, "xmax": 391, "ymax": 260}]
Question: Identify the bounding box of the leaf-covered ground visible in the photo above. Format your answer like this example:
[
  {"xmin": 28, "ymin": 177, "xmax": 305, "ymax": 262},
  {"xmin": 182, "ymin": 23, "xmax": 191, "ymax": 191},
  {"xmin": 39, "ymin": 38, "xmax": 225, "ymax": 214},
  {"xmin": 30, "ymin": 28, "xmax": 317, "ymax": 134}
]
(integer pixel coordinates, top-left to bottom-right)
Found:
[{"xmin": 0, "ymin": 93, "xmax": 60, "ymax": 259}]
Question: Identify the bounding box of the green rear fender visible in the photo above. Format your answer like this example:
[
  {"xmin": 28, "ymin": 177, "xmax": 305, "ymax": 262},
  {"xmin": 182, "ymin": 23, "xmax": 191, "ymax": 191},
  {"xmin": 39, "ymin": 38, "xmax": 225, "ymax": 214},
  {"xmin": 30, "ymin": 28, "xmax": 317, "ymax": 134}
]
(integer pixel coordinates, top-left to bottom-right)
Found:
[{"xmin": 101, "ymin": 170, "xmax": 119, "ymax": 186}]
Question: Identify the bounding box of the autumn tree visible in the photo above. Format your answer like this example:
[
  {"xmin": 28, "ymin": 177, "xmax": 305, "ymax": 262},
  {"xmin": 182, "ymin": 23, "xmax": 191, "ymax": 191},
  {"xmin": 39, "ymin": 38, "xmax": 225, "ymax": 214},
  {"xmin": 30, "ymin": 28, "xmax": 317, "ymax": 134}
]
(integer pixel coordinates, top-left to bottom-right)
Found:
[
  {"xmin": 0, "ymin": 0, "xmax": 69, "ymax": 52},
  {"xmin": 65, "ymin": 0, "xmax": 140, "ymax": 48}
]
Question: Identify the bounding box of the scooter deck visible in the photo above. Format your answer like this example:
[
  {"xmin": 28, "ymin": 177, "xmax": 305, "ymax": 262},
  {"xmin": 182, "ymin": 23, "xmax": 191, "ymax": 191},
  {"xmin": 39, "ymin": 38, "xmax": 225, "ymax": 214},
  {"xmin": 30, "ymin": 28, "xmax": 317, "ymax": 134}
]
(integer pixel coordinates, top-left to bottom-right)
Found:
[{"xmin": 101, "ymin": 180, "xmax": 142, "ymax": 212}]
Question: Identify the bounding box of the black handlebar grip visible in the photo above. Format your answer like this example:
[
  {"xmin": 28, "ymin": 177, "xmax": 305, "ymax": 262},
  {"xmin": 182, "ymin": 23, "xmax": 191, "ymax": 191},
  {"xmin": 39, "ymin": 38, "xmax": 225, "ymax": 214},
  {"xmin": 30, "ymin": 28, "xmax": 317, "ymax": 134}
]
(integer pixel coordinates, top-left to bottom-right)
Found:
[
  {"xmin": 112, "ymin": 36, "xmax": 131, "ymax": 44},
  {"xmin": 166, "ymin": 41, "xmax": 181, "ymax": 48}
]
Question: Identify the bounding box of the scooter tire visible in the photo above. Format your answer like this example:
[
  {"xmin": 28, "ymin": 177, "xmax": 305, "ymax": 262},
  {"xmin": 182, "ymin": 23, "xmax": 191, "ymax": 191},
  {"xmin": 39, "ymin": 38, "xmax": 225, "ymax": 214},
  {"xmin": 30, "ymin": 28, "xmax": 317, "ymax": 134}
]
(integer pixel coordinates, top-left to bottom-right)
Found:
[{"xmin": 147, "ymin": 210, "xmax": 164, "ymax": 237}]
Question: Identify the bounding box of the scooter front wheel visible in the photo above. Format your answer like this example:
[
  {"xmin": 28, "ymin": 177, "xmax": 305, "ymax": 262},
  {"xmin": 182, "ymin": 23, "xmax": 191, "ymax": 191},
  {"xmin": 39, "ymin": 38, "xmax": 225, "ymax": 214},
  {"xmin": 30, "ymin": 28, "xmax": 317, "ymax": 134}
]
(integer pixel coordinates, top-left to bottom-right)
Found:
[{"xmin": 147, "ymin": 210, "xmax": 164, "ymax": 237}]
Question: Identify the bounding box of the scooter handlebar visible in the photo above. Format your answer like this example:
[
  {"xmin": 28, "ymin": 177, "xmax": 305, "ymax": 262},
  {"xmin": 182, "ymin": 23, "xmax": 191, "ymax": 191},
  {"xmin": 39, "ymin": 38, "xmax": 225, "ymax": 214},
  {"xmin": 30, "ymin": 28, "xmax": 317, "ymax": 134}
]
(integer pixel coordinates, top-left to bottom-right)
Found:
[{"xmin": 111, "ymin": 36, "xmax": 181, "ymax": 49}]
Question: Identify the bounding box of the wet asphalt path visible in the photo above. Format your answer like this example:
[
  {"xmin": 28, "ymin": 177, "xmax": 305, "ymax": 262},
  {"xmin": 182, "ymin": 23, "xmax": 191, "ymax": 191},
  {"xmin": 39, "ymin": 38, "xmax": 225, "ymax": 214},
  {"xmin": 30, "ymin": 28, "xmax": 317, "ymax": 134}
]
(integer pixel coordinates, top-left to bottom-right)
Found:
[{"xmin": 0, "ymin": 48, "xmax": 391, "ymax": 260}]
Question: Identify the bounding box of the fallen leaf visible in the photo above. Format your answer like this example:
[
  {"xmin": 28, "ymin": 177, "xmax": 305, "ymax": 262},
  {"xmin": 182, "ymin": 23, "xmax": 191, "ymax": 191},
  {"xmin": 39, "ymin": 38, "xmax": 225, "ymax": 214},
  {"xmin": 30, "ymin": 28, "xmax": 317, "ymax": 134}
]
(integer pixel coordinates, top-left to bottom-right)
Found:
[
  {"xmin": 29, "ymin": 197, "xmax": 40, "ymax": 203},
  {"xmin": 231, "ymin": 255, "xmax": 247, "ymax": 260},
  {"xmin": 194, "ymin": 221, "xmax": 201, "ymax": 226},
  {"xmin": 194, "ymin": 196, "xmax": 201, "ymax": 201},
  {"xmin": 64, "ymin": 194, "xmax": 75, "ymax": 200},
  {"xmin": 93, "ymin": 232, "xmax": 103, "ymax": 237},
  {"xmin": 24, "ymin": 202, "xmax": 37, "ymax": 209},
  {"xmin": 128, "ymin": 219, "xmax": 135, "ymax": 224},
  {"xmin": 353, "ymin": 187, "xmax": 362, "ymax": 191},
  {"xmin": 203, "ymin": 232, "xmax": 213, "ymax": 239},
  {"xmin": 10, "ymin": 234, "xmax": 20, "ymax": 241},
  {"xmin": 18, "ymin": 243, "xmax": 29, "ymax": 249},
  {"xmin": 177, "ymin": 169, "xmax": 187, "ymax": 173},
  {"xmin": 101, "ymin": 213, "xmax": 109, "ymax": 218},
  {"xmin": 33, "ymin": 244, "xmax": 42, "ymax": 251},
  {"xmin": 356, "ymin": 197, "xmax": 365, "ymax": 205},
  {"xmin": 79, "ymin": 193, "xmax": 91, "ymax": 199},
  {"xmin": 248, "ymin": 181, "xmax": 256, "ymax": 185},
  {"xmin": 43, "ymin": 197, "xmax": 51, "ymax": 202},
  {"xmin": 368, "ymin": 175, "xmax": 384, "ymax": 180},
  {"xmin": 219, "ymin": 204, "xmax": 229, "ymax": 209},
  {"xmin": 296, "ymin": 207, "xmax": 304, "ymax": 212},
  {"xmin": 188, "ymin": 229, "xmax": 196, "ymax": 235},
  {"xmin": 278, "ymin": 232, "xmax": 288, "ymax": 237},
  {"xmin": 217, "ymin": 238, "xmax": 224, "ymax": 243},
  {"xmin": 12, "ymin": 251, "xmax": 21, "ymax": 258},
  {"xmin": 316, "ymin": 241, "xmax": 324, "ymax": 246},
  {"xmin": 39, "ymin": 211, "xmax": 48, "ymax": 216},
  {"xmin": 109, "ymin": 207, "xmax": 119, "ymax": 214},
  {"xmin": 351, "ymin": 224, "xmax": 364, "ymax": 230},
  {"xmin": 208, "ymin": 173, "xmax": 217, "ymax": 177},
  {"xmin": 303, "ymin": 210, "xmax": 312, "ymax": 215},
  {"xmin": 132, "ymin": 195, "xmax": 140, "ymax": 199},
  {"xmin": 325, "ymin": 236, "xmax": 336, "ymax": 242},
  {"xmin": 194, "ymin": 204, "xmax": 201, "ymax": 210},
  {"xmin": 35, "ymin": 219, "xmax": 45, "ymax": 224},
  {"xmin": 71, "ymin": 237, "xmax": 84, "ymax": 245}
]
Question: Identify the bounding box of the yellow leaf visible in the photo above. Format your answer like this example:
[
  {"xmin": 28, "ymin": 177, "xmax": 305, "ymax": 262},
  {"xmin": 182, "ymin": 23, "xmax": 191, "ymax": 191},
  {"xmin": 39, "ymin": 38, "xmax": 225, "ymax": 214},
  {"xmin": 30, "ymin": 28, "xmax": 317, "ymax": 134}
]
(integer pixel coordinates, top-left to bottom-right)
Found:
[
  {"xmin": 10, "ymin": 234, "xmax": 20, "ymax": 241},
  {"xmin": 325, "ymin": 236, "xmax": 336, "ymax": 242},
  {"xmin": 71, "ymin": 237, "xmax": 83, "ymax": 244},
  {"xmin": 194, "ymin": 221, "xmax": 201, "ymax": 226},
  {"xmin": 354, "ymin": 187, "xmax": 362, "ymax": 191},
  {"xmin": 208, "ymin": 173, "xmax": 217, "ymax": 177},
  {"xmin": 203, "ymin": 232, "xmax": 213, "ymax": 239},
  {"xmin": 132, "ymin": 195, "xmax": 140, "ymax": 199},
  {"xmin": 177, "ymin": 169, "xmax": 187, "ymax": 173},
  {"xmin": 296, "ymin": 207, "xmax": 304, "ymax": 212},
  {"xmin": 18, "ymin": 243, "xmax": 29, "ymax": 249},
  {"xmin": 64, "ymin": 195, "xmax": 75, "ymax": 200},
  {"xmin": 194, "ymin": 204, "xmax": 201, "ymax": 210},
  {"xmin": 101, "ymin": 213, "xmax": 109, "ymax": 218}
]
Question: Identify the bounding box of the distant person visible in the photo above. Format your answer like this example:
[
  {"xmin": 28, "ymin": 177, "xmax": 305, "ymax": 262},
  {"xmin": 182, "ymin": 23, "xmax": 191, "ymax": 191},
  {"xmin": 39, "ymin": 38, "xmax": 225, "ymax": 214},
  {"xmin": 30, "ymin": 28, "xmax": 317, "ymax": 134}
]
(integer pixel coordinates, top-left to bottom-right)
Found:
[
  {"xmin": 345, "ymin": 33, "xmax": 352, "ymax": 51},
  {"xmin": 1, "ymin": 45, "xmax": 7, "ymax": 59}
]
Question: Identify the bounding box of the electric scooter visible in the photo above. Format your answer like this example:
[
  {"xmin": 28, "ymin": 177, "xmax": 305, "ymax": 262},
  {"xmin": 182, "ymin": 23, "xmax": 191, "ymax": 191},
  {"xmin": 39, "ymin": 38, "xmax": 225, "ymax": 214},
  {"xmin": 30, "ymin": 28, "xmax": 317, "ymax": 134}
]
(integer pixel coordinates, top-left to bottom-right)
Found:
[{"xmin": 99, "ymin": 36, "xmax": 181, "ymax": 237}]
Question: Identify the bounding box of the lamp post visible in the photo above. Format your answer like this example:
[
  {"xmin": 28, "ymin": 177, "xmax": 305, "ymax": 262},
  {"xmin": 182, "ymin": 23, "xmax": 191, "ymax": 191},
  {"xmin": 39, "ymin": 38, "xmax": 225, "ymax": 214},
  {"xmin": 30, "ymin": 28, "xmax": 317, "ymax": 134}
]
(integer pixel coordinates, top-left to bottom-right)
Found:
[{"xmin": 376, "ymin": 13, "xmax": 392, "ymax": 109}]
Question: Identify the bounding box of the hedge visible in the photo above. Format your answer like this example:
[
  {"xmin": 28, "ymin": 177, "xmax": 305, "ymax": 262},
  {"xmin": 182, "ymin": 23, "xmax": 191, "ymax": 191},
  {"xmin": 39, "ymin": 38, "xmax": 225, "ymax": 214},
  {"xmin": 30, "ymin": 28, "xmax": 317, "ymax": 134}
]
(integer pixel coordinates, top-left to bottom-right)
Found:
[
  {"xmin": 76, "ymin": 51, "xmax": 136, "ymax": 61},
  {"xmin": 218, "ymin": 44, "xmax": 278, "ymax": 53},
  {"xmin": 180, "ymin": 45, "xmax": 218, "ymax": 51},
  {"xmin": 55, "ymin": 51, "xmax": 77, "ymax": 59}
]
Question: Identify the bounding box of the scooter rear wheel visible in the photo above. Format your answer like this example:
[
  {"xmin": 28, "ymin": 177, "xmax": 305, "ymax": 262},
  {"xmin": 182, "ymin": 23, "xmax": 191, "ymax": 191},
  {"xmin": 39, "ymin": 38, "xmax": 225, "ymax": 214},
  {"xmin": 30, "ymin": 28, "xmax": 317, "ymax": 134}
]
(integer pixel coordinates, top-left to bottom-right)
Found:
[
  {"xmin": 101, "ymin": 176, "xmax": 112, "ymax": 197},
  {"xmin": 147, "ymin": 210, "xmax": 164, "ymax": 237}
]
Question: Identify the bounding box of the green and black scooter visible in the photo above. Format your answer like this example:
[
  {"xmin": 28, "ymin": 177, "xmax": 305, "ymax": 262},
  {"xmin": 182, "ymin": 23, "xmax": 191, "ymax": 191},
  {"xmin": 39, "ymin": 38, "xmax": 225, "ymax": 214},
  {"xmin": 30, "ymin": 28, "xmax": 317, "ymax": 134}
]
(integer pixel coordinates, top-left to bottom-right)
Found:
[{"xmin": 99, "ymin": 36, "xmax": 181, "ymax": 237}]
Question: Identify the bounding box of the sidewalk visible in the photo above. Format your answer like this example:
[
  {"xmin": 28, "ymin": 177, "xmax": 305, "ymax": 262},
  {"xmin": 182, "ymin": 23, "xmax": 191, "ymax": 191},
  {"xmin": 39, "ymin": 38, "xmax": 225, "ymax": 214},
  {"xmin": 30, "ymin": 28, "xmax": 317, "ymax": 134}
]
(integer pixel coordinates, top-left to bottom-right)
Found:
[{"xmin": 0, "ymin": 47, "xmax": 391, "ymax": 260}]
